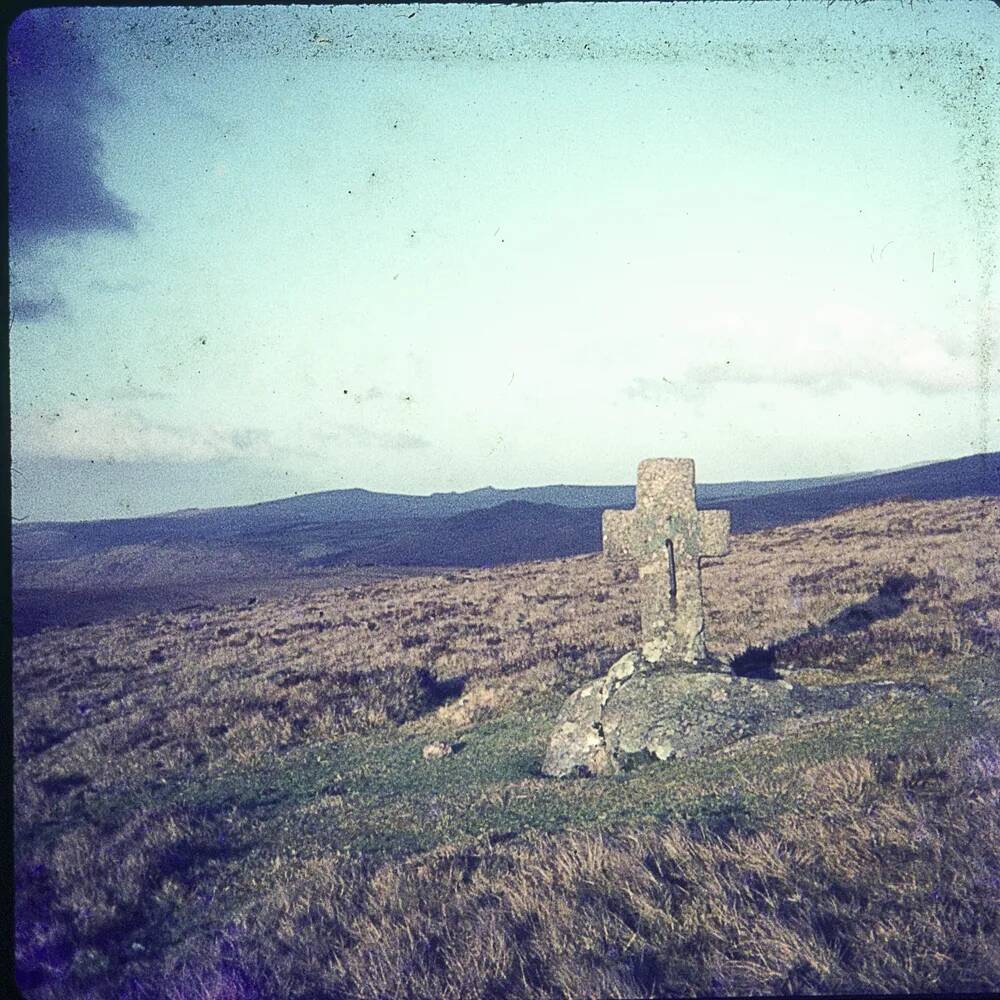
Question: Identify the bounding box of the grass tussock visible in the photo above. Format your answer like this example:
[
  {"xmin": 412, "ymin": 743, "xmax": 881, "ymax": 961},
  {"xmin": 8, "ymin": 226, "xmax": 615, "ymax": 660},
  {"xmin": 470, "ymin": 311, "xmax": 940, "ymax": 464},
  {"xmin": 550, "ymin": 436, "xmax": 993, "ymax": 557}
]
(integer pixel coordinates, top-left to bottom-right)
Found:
[{"xmin": 13, "ymin": 495, "xmax": 1000, "ymax": 997}]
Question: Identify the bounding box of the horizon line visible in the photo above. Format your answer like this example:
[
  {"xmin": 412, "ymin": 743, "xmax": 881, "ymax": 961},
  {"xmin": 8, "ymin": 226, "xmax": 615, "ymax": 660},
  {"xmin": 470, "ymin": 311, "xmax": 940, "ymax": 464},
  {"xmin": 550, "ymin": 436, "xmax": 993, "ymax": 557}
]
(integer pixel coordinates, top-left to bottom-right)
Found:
[{"xmin": 13, "ymin": 449, "xmax": 998, "ymax": 528}]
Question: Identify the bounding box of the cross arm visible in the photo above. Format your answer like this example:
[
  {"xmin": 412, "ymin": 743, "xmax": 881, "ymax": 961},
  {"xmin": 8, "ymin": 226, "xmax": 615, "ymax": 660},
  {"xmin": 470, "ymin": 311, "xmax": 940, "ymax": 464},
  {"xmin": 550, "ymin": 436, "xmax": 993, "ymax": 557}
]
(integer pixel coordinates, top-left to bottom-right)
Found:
[
  {"xmin": 697, "ymin": 509, "xmax": 730, "ymax": 558},
  {"xmin": 602, "ymin": 508, "xmax": 637, "ymax": 562}
]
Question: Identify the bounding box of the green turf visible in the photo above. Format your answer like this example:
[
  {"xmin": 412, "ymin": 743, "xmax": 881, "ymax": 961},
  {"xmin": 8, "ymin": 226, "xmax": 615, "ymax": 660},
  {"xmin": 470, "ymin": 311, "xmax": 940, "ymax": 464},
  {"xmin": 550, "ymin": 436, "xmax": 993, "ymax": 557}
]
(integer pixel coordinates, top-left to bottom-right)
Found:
[{"xmin": 149, "ymin": 656, "xmax": 1000, "ymax": 869}]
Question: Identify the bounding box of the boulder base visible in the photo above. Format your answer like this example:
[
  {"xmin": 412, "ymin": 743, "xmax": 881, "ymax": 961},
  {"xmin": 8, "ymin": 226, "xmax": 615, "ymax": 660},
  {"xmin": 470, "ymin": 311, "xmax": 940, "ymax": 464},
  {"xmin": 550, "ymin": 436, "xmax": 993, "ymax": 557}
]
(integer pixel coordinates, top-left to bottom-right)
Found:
[{"xmin": 542, "ymin": 651, "xmax": 922, "ymax": 778}]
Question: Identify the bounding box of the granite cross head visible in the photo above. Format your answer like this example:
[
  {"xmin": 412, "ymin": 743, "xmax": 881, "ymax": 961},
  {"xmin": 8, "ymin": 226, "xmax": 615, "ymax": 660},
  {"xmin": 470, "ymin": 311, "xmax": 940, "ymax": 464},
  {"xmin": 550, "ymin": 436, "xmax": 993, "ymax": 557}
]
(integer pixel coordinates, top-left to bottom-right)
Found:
[{"xmin": 603, "ymin": 458, "xmax": 730, "ymax": 664}]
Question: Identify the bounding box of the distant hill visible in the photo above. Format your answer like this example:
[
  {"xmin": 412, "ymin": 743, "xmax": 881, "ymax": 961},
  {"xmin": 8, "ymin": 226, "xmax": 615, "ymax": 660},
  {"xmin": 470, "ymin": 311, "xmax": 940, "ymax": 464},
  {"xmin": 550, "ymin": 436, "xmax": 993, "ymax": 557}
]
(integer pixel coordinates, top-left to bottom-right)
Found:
[
  {"xmin": 718, "ymin": 452, "xmax": 1000, "ymax": 533},
  {"xmin": 13, "ymin": 455, "xmax": 981, "ymax": 563},
  {"xmin": 301, "ymin": 501, "xmax": 605, "ymax": 569},
  {"xmin": 11, "ymin": 452, "xmax": 998, "ymax": 635}
]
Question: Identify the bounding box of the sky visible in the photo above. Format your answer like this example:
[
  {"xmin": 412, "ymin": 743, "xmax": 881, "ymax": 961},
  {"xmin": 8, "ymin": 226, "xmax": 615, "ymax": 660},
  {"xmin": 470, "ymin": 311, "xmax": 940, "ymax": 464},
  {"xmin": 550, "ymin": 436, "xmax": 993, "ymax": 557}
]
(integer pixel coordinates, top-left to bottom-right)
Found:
[{"xmin": 8, "ymin": 2, "xmax": 1000, "ymax": 521}]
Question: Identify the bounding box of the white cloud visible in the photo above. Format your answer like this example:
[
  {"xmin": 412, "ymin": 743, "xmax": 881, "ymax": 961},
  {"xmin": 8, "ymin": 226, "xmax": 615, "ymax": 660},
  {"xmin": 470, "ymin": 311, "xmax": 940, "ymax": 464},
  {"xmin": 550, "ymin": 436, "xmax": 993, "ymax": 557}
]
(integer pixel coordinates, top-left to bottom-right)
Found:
[
  {"xmin": 13, "ymin": 403, "xmax": 274, "ymax": 463},
  {"xmin": 12, "ymin": 402, "xmax": 430, "ymax": 465},
  {"xmin": 626, "ymin": 303, "xmax": 981, "ymax": 398}
]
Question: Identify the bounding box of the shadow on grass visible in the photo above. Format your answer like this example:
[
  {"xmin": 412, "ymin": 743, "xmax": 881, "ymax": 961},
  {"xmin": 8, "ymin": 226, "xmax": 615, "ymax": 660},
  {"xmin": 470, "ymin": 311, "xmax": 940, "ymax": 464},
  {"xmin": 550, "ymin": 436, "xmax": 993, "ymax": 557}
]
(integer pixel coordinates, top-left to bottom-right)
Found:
[
  {"xmin": 826, "ymin": 573, "xmax": 917, "ymax": 634},
  {"xmin": 418, "ymin": 668, "xmax": 466, "ymax": 704},
  {"xmin": 15, "ymin": 818, "xmax": 254, "ymax": 995},
  {"xmin": 732, "ymin": 573, "xmax": 918, "ymax": 678}
]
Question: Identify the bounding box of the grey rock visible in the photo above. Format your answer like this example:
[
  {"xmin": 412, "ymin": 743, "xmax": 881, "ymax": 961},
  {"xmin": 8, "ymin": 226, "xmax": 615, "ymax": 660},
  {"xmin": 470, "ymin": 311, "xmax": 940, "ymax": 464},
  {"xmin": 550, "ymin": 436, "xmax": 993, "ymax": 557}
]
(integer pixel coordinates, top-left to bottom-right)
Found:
[
  {"xmin": 542, "ymin": 651, "xmax": 925, "ymax": 778},
  {"xmin": 541, "ymin": 651, "xmax": 649, "ymax": 776},
  {"xmin": 542, "ymin": 677, "xmax": 611, "ymax": 778},
  {"xmin": 601, "ymin": 669, "xmax": 794, "ymax": 769}
]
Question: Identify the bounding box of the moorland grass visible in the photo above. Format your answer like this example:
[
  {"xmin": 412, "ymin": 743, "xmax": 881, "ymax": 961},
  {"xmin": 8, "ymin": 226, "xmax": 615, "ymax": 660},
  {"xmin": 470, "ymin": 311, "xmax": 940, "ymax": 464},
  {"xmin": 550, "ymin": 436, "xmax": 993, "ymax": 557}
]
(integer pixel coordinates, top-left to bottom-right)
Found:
[{"xmin": 13, "ymin": 495, "xmax": 1000, "ymax": 997}]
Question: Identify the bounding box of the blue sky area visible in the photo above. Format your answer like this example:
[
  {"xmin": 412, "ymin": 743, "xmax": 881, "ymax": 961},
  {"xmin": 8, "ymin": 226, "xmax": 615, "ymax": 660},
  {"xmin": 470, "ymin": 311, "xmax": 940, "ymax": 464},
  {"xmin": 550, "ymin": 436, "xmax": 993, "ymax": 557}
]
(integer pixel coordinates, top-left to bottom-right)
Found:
[{"xmin": 8, "ymin": 3, "xmax": 999, "ymax": 521}]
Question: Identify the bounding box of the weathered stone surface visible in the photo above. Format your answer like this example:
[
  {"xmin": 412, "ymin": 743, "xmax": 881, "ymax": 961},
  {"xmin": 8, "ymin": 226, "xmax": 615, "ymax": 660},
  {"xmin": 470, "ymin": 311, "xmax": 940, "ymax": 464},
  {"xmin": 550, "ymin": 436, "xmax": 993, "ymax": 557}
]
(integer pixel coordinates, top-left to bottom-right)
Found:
[
  {"xmin": 603, "ymin": 458, "xmax": 730, "ymax": 663},
  {"xmin": 601, "ymin": 671, "xmax": 794, "ymax": 766},
  {"xmin": 542, "ymin": 678, "xmax": 609, "ymax": 778},
  {"xmin": 602, "ymin": 509, "xmax": 636, "ymax": 561},
  {"xmin": 542, "ymin": 652, "xmax": 929, "ymax": 778},
  {"xmin": 541, "ymin": 652, "xmax": 653, "ymax": 777}
]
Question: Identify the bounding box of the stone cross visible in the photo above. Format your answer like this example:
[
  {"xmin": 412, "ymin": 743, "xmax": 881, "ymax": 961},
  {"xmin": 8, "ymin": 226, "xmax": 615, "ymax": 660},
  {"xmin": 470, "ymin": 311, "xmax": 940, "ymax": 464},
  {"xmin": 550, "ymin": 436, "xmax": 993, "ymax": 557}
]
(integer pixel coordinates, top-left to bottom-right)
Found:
[{"xmin": 603, "ymin": 458, "xmax": 730, "ymax": 664}]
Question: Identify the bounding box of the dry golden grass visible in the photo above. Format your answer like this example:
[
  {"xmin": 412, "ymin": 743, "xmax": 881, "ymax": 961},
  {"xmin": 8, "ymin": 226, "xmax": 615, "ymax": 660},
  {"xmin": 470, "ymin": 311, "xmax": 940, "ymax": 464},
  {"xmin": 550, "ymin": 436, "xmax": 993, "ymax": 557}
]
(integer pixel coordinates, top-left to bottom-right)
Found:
[
  {"xmin": 14, "ymin": 496, "xmax": 998, "ymax": 778},
  {"xmin": 234, "ymin": 738, "xmax": 1000, "ymax": 999},
  {"xmin": 13, "ymin": 495, "xmax": 1000, "ymax": 997},
  {"xmin": 19, "ymin": 735, "xmax": 1000, "ymax": 998}
]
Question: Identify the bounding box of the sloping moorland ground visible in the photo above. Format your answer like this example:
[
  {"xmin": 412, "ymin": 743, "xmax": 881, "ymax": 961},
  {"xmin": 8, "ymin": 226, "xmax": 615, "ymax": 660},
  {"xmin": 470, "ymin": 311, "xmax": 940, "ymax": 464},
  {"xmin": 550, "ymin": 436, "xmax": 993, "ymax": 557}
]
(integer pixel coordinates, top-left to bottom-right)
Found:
[{"xmin": 13, "ymin": 495, "xmax": 1000, "ymax": 998}]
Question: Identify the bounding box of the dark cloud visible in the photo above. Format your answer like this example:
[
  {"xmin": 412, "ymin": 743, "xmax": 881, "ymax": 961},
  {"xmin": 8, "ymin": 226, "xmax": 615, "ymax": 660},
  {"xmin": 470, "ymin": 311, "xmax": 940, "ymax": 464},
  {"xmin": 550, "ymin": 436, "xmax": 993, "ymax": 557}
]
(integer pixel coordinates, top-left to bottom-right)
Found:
[
  {"xmin": 10, "ymin": 294, "xmax": 66, "ymax": 322},
  {"xmin": 8, "ymin": 9, "xmax": 137, "ymax": 249}
]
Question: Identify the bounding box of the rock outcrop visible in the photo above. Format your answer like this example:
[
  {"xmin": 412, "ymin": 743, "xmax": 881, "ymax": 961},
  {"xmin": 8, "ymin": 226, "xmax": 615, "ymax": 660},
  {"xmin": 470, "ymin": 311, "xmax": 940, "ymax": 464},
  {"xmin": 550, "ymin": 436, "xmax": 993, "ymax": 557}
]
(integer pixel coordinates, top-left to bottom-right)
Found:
[{"xmin": 542, "ymin": 651, "xmax": 926, "ymax": 778}]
